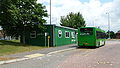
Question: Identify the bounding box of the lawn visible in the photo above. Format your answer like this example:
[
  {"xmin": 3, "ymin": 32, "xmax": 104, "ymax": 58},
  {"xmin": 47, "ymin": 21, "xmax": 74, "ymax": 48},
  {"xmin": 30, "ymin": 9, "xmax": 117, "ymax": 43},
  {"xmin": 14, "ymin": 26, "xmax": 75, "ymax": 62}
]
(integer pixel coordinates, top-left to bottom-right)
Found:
[{"xmin": 0, "ymin": 40, "xmax": 46, "ymax": 56}]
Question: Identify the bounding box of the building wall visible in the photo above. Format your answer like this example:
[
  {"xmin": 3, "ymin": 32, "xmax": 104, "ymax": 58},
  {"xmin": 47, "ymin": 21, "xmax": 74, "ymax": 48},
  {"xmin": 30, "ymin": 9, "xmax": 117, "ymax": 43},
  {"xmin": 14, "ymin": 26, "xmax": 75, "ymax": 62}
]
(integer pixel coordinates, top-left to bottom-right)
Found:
[
  {"xmin": 0, "ymin": 30, "xmax": 3, "ymax": 39},
  {"xmin": 54, "ymin": 26, "xmax": 77, "ymax": 46},
  {"xmin": 116, "ymin": 33, "xmax": 120, "ymax": 39},
  {"xmin": 116, "ymin": 31, "xmax": 120, "ymax": 39},
  {"xmin": 22, "ymin": 25, "xmax": 77, "ymax": 47},
  {"xmin": 22, "ymin": 25, "xmax": 54, "ymax": 46},
  {"xmin": 0, "ymin": 30, "xmax": 12, "ymax": 40}
]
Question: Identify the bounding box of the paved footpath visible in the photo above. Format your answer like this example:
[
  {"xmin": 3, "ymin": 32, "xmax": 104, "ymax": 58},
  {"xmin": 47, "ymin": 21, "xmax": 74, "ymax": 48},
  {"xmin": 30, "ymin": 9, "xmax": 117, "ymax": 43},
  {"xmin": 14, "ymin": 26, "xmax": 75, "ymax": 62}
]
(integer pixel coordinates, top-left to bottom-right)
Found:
[{"xmin": 0, "ymin": 44, "xmax": 77, "ymax": 65}]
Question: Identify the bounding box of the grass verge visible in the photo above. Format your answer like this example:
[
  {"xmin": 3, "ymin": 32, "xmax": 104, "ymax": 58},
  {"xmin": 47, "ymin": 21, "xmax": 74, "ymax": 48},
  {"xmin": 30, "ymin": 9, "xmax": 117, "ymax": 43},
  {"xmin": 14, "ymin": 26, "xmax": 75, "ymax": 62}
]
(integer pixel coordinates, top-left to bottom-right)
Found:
[{"xmin": 0, "ymin": 40, "xmax": 46, "ymax": 56}]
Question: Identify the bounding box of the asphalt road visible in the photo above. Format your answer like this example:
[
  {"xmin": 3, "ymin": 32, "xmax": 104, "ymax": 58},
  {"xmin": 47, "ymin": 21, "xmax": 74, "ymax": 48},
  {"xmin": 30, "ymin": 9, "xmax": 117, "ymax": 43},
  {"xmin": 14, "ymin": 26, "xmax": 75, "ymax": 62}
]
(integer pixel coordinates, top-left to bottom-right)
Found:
[{"xmin": 0, "ymin": 40, "xmax": 120, "ymax": 68}]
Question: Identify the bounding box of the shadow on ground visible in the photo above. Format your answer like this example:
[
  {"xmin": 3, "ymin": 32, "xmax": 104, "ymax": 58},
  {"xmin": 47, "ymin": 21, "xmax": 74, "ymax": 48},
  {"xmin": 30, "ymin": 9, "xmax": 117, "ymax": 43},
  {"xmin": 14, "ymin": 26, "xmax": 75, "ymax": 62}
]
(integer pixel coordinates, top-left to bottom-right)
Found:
[
  {"xmin": 76, "ymin": 46, "xmax": 98, "ymax": 49},
  {"xmin": 0, "ymin": 40, "xmax": 26, "ymax": 46}
]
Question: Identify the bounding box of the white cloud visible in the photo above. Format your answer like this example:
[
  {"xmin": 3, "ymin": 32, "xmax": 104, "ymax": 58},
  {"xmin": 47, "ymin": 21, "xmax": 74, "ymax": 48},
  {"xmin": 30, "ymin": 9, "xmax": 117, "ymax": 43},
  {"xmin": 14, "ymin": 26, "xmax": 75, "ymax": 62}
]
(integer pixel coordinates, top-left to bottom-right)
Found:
[{"xmin": 37, "ymin": 0, "xmax": 120, "ymax": 32}]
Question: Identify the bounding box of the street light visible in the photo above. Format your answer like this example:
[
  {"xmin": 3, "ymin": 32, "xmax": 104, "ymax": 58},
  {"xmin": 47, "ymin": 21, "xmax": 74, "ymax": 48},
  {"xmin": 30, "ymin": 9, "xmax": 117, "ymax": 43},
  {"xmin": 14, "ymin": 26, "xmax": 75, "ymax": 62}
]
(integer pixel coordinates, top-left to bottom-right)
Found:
[
  {"xmin": 106, "ymin": 12, "xmax": 111, "ymax": 39},
  {"xmin": 50, "ymin": 0, "xmax": 51, "ymax": 25}
]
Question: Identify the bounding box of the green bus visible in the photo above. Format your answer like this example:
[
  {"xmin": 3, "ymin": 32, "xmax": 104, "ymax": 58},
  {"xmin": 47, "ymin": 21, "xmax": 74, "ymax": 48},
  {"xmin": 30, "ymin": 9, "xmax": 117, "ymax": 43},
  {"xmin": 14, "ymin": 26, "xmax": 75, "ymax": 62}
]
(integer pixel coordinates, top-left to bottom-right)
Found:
[{"xmin": 78, "ymin": 27, "xmax": 106, "ymax": 47}]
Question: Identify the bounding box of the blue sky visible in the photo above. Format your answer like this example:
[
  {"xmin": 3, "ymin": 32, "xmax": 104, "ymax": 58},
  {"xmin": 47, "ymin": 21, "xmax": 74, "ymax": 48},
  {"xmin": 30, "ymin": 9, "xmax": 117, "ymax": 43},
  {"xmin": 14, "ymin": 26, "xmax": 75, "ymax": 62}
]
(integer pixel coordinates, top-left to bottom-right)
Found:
[
  {"xmin": 80, "ymin": 0, "xmax": 113, "ymax": 3},
  {"xmin": 99, "ymin": 0, "xmax": 113, "ymax": 3}
]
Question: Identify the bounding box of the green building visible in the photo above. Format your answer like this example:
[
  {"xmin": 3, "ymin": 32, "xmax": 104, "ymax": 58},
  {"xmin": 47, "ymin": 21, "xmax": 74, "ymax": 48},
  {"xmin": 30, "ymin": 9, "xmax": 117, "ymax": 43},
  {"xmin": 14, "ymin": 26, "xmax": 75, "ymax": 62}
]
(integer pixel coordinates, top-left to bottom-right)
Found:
[{"xmin": 21, "ymin": 25, "xmax": 77, "ymax": 47}]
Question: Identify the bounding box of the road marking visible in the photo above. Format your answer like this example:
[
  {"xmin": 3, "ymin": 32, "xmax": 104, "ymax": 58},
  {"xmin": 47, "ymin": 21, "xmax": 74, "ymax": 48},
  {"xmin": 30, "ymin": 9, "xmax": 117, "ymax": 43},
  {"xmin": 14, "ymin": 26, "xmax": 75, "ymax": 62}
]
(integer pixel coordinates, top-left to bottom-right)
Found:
[
  {"xmin": 0, "ymin": 48, "xmax": 76, "ymax": 65},
  {"xmin": 47, "ymin": 48, "xmax": 76, "ymax": 55},
  {"xmin": 0, "ymin": 58, "xmax": 28, "ymax": 65},
  {"xmin": 25, "ymin": 53, "xmax": 45, "ymax": 58}
]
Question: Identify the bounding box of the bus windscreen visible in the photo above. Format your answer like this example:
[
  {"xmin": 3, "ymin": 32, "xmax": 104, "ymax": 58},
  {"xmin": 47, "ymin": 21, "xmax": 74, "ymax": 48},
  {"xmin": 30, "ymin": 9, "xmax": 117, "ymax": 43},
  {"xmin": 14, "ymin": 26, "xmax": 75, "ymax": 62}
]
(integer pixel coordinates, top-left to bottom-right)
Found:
[{"xmin": 80, "ymin": 28, "xmax": 93, "ymax": 35}]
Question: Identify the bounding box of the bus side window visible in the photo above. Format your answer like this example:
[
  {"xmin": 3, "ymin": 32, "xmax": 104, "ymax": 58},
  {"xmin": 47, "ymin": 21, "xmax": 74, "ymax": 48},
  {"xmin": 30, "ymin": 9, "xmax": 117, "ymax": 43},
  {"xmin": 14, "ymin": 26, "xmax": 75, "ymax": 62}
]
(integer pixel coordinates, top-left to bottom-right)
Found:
[{"xmin": 97, "ymin": 31, "xmax": 106, "ymax": 39}]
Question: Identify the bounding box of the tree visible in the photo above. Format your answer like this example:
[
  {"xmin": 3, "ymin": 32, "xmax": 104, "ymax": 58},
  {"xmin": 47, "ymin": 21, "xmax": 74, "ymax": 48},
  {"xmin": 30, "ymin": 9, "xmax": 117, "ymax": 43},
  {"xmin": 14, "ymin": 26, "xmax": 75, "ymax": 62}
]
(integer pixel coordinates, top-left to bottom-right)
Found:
[
  {"xmin": 106, "ymin": 31, "xmax": 115, "ymax": 39},
  {"xmin": 60, "ymin": 12, "xmax": 86, "ymax": 29},
  {"xmin": 0, "ymin": 0, "xmax": 48, "ymax": 38},
  {"xmin": 0, "ymin": 0, "xmax": 19, "ymax": 38}
]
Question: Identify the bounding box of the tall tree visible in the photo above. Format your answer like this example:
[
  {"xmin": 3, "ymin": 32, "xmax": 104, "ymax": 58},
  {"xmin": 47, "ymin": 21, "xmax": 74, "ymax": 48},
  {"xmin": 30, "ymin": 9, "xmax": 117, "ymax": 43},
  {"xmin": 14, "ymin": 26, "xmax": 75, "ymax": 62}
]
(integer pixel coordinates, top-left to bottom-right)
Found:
[
  {"xmin": 0, "ymin": 0, "xmax": 48, "ymax": 38},
  {"xmin": 60, "ymin": 12, "xmax": 86, "ymax": 29},
  {"xmin": 0, "ymin": 0, "xmax": 19, "ymax": 38},
  {"xmin": 106, "ymin": 31, "xmax": 115, "ymax": 39}
]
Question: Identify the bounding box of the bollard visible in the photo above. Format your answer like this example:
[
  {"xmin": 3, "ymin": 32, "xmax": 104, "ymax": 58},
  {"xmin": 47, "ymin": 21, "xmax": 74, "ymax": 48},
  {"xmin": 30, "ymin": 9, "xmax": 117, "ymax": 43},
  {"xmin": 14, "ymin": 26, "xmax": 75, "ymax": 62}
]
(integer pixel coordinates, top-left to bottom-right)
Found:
[{"xmin": 48, "ymin": 36, "xmax": 50, "ymax": 48}]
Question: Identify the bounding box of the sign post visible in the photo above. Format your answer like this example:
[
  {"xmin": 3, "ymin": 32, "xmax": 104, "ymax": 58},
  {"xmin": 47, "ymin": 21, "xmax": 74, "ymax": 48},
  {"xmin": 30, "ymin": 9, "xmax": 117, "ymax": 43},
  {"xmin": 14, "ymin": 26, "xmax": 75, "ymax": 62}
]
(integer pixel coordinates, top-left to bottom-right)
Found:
[{"xmin": 45, "ymin": 33, "xmax": 47, "ymax": 47}]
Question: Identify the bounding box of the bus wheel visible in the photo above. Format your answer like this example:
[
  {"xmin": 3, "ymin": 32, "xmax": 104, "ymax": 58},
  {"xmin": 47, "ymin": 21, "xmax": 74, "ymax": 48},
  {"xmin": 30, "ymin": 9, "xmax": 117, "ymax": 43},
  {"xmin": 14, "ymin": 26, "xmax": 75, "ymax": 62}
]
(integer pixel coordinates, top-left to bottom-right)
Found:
[{"xmin": 103, "ymin": 41, "xmax": 105, "ymax": 46}]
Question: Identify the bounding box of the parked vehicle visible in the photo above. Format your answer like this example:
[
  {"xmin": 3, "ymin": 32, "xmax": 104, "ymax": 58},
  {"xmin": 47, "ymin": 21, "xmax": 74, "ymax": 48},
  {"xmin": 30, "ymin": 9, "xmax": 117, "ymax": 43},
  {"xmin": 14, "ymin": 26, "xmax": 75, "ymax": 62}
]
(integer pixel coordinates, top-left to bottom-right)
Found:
[{"xmin": 78, "ymin": 27, "xmax": 106, "ymax": 47}]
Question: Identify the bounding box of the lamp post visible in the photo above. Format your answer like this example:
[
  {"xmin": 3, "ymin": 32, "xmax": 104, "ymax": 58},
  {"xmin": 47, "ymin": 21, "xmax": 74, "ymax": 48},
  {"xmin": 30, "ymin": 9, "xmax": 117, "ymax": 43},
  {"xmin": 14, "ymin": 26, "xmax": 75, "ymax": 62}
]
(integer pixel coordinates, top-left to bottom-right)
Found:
[
  {"xmin": 50, "ymin": 0, "xmax": 51, "ymax": 24},
  {"xmin": 106, "ymin": 12, "xmax": 110, "ymax": 39}
]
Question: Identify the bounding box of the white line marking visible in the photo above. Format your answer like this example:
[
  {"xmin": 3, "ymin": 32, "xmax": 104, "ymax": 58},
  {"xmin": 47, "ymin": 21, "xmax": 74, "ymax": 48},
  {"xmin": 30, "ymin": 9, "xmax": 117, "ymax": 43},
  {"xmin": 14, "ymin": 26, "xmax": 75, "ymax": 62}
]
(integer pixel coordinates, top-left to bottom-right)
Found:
[
  {"xmin": 25, "ymin": 53, "xmax": 45, "ymax": 58},
  {"xmin": 47, "ymin": 48, "xmax": 76, "ymax": 55}
]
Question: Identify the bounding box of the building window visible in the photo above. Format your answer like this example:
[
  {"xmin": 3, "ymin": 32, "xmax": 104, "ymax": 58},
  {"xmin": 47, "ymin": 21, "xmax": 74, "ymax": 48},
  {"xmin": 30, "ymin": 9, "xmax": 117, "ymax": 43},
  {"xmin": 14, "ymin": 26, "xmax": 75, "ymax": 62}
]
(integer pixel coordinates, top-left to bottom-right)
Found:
[
  {"xmin": 30, "ymin": 31, "xmax": 36, "ymax": 38},
  {"xmin": 71, "ymin": 32, "xmax": 75, "ymax": 38},
  {"xmin": 58, "ymin": 30, "xmax": 62, "ymax": 38},
  {"xmin": 65, "ymin": 31, "xmax": 70, "ymax": 38}
]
